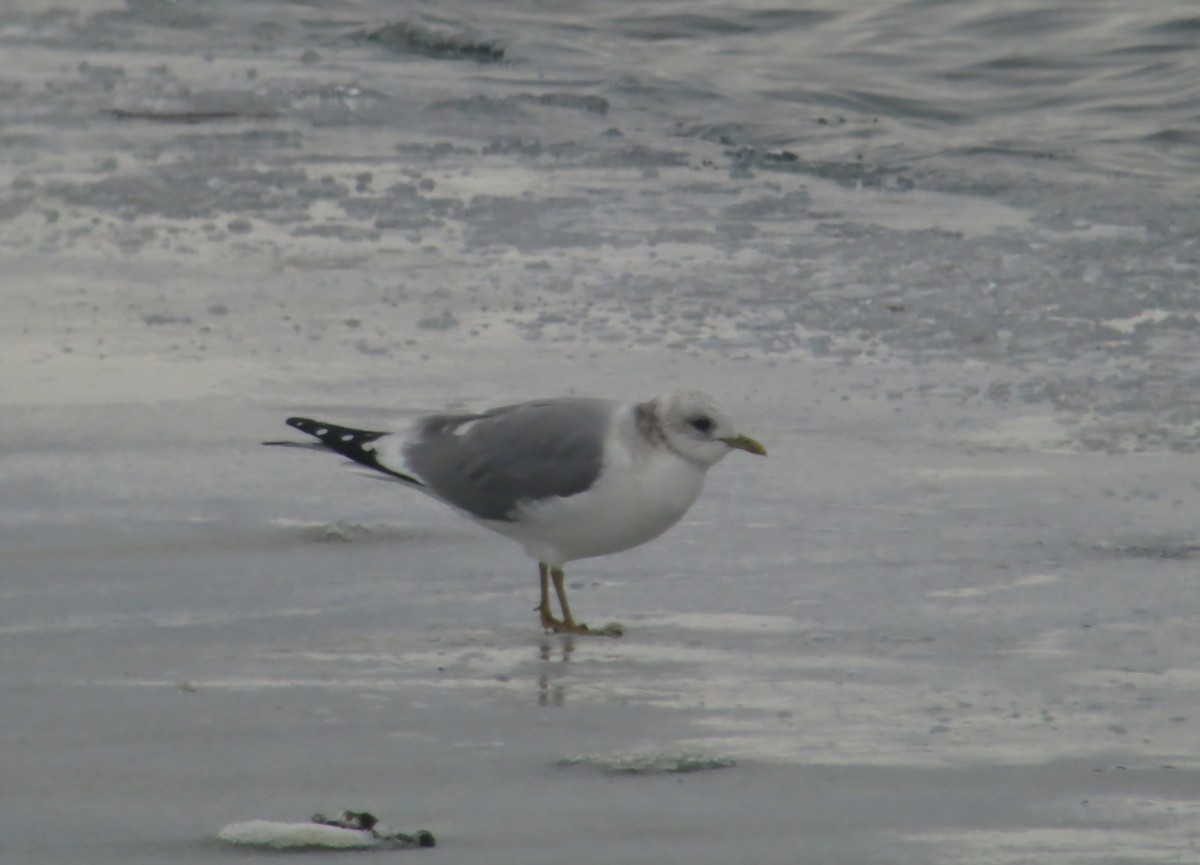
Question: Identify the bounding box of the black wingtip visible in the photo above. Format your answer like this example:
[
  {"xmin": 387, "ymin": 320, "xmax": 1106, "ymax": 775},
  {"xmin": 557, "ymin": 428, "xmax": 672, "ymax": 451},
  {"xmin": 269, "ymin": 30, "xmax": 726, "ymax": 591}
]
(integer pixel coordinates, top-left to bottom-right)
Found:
[
  {"xmin": 284, "ymin": 417, "xmax": 390, "ymax": 447},
  {"xmin": 286, "ymin": 416, "xmax": 322, "ymax": 434},
  {"xmin": 275, "ymin": 416, "xmax": 424, "ymax": 487}
]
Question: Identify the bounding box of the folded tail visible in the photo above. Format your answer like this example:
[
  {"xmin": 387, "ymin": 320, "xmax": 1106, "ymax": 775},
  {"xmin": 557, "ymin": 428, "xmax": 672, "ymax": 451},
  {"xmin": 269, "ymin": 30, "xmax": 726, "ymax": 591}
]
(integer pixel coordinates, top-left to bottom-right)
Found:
[{"xmin": 264, "ymin": 417, "xmax": 425, "ymax": 486}]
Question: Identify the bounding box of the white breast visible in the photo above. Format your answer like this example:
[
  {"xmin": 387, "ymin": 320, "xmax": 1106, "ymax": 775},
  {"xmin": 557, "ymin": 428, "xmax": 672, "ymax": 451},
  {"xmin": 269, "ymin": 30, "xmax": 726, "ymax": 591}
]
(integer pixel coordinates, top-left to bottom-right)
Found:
[{"xmin": 484, "ymin": 408, "xmax": 708, "ymax": 567}]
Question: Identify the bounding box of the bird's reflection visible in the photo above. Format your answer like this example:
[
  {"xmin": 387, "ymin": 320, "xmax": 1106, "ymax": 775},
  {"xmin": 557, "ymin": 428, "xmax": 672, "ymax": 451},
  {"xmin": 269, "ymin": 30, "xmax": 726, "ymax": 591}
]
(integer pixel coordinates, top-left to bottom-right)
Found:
[{"xmin": 536, "ymin": 637, "xmax": 574, "ymax": 706}]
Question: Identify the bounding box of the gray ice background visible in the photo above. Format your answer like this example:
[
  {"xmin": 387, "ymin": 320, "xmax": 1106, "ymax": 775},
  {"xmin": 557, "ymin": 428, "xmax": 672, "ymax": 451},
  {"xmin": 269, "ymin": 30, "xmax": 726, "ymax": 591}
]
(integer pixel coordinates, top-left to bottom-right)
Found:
[{"xmin": 3, "ymin": 1, "xmax": 1200, "ymax": 862}]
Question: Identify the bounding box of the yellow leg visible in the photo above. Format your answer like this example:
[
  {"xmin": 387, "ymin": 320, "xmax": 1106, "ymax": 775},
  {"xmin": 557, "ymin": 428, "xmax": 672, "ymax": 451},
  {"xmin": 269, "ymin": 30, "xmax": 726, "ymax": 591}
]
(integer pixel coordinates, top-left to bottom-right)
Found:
[
  {"xmin": 537, "ymin": 563, "xmax": 564, "ymax": 631},
  {"xmin": 550, "ymin": 566, "xmax": 582, "ymax": 631},
  {"xmin": 540, "ymin": 566, "xmax": 622, "ymax": 637}
]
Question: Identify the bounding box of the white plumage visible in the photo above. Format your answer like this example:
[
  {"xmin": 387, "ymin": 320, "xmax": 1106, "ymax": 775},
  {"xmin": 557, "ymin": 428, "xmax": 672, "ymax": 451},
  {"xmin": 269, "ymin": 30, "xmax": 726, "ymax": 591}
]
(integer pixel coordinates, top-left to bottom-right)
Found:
[{"xmin": 268, "ymin": 389, "xmax": 765, "ymax": 636}]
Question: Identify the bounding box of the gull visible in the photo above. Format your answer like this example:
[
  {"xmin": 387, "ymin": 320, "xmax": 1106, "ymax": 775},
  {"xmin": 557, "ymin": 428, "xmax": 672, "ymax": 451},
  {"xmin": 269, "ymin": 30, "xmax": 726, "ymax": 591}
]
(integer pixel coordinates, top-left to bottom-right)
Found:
[{"xmin": 265, "ymin": 390, "xmax": 766, "ymax": 637}]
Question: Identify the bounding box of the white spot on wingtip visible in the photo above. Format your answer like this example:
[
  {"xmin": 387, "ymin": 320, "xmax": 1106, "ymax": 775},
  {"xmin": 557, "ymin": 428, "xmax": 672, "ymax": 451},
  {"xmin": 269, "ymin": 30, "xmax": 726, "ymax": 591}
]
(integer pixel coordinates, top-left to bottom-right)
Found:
[
  {"xmin": 316, "ymin": 428, "xmax": 328, "ymax": 436},
  {"xmin": 341, "ymin": 434, "xmax": 354, "ymax": 442}
]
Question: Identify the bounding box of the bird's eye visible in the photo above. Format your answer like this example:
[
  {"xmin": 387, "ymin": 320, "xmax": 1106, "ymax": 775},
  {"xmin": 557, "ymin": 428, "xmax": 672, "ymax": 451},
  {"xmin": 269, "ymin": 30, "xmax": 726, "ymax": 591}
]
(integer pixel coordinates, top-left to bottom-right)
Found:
[{"xmin": 689, "ymin": 416, "xmax": 714, "ymax": 433}]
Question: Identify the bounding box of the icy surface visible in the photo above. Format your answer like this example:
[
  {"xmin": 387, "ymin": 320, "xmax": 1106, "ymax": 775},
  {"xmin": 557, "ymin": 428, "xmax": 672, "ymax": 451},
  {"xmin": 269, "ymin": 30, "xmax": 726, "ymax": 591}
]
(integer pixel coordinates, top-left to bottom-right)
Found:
[{"xmin": 3, "ymin": 1, "xmax": 1200, "ymax": 863}]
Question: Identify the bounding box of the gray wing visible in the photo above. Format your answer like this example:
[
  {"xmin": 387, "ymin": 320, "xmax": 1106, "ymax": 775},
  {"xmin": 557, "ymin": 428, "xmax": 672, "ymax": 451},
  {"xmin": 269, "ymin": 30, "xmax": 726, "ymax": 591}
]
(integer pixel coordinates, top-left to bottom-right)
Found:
[{"xmin": 403, "ymin": 397, "xmax": 613, "ymax": 522}]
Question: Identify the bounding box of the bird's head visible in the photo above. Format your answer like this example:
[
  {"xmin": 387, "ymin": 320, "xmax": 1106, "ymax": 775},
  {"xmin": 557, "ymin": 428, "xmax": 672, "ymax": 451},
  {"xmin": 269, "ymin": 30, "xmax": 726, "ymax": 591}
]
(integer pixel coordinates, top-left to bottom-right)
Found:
[{"xmin": 649, "ymin": 389, "xmax": 767, "ymax": 468}]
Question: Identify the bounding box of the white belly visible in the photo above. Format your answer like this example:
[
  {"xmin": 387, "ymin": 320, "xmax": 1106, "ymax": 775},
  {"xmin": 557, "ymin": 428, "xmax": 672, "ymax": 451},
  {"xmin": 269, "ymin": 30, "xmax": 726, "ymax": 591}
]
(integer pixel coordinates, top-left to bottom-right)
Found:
[{"xmin": 486, "ymin": 449, "xmax": 707, "ymax": 567}]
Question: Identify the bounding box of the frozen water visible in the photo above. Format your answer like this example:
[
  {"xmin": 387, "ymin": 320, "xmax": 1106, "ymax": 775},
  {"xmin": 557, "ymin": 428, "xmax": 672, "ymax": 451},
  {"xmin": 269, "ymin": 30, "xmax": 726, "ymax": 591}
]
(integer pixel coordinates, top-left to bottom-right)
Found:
[{"xmin": 3, "ymin": 1, "xmax": 1200, "ymax": 863}]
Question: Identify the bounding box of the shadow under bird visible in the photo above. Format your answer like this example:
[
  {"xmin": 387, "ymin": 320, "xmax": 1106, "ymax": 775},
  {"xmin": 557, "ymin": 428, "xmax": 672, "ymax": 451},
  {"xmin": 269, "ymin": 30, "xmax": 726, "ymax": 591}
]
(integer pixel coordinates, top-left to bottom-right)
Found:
[{"xmin": 264, "ymin": 389, "xmax": 766, "ymax": 636}]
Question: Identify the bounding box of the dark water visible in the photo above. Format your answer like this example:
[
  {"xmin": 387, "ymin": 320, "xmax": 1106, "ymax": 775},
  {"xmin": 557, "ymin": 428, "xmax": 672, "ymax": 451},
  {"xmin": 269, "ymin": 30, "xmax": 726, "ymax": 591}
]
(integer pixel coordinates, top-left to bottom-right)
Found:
[
  {"xmin": 482, "ymin": 0, "xmax": 1200, "ymax": 190},
  {"xmin": 10, "ymin": 1, "xmax": 1200, "ymax": 184}
]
